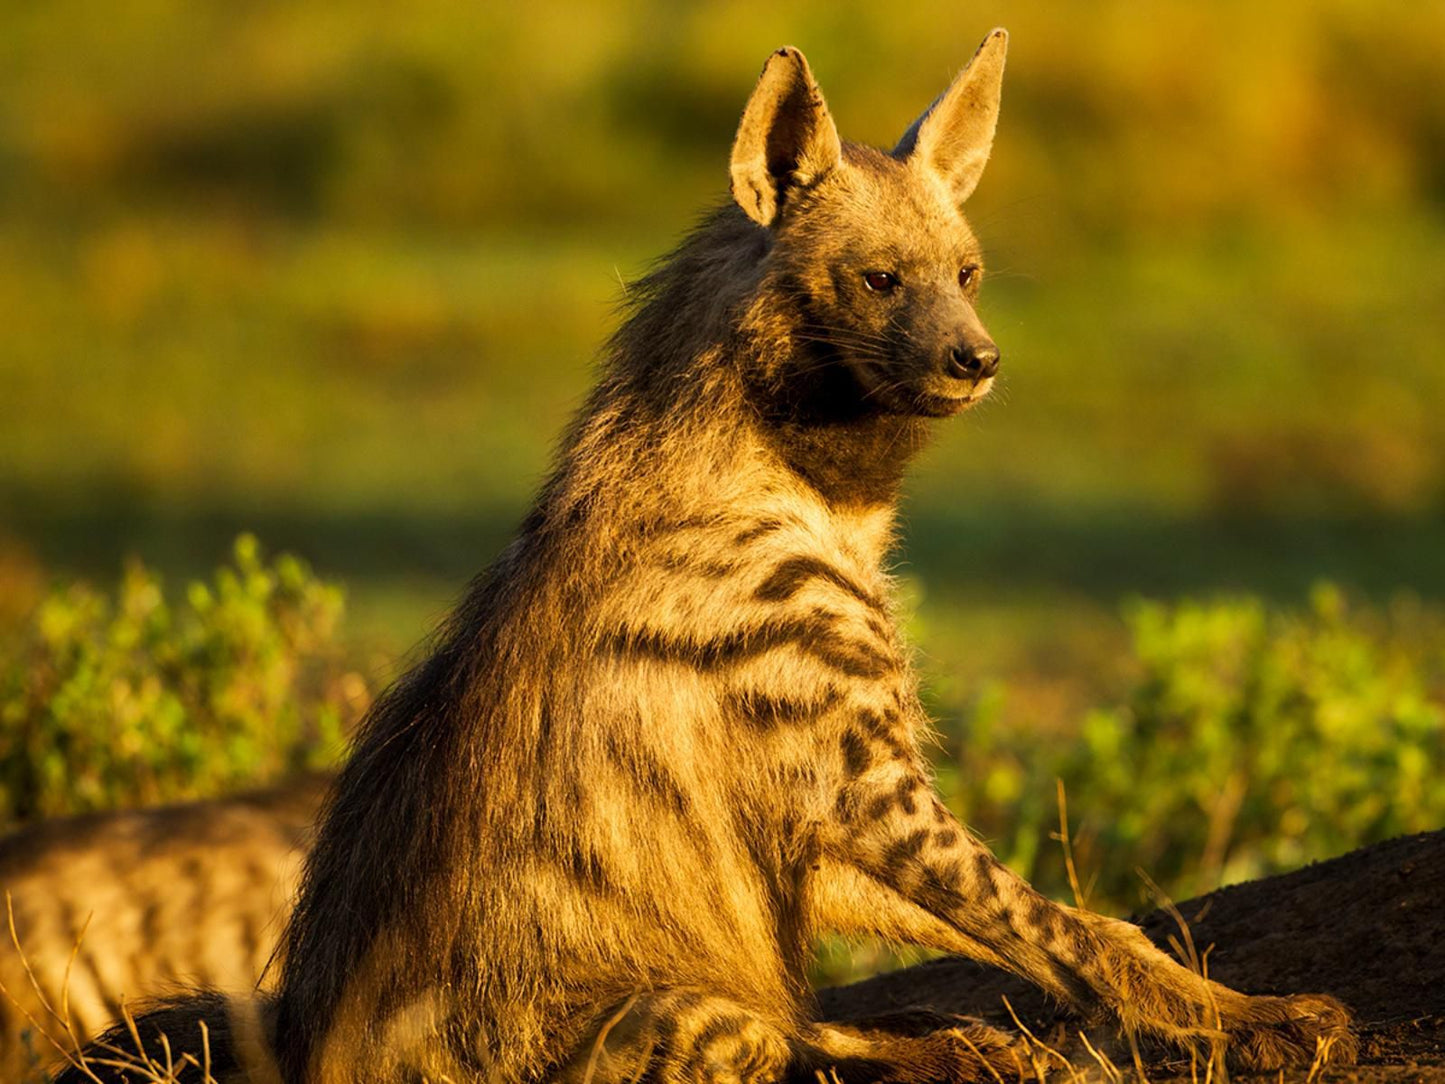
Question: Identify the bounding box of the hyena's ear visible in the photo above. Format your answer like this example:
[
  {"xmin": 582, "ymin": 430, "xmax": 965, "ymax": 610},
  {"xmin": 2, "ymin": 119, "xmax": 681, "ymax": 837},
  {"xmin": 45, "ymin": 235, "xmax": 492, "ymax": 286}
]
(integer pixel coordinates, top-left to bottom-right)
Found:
[
  {"xmin": 894, "ymin": 28, "xmax": 1008, "ymax": 204},
  {"xmin": 730, "ymin": 47, "xmax": 843, "ymax": 227}
]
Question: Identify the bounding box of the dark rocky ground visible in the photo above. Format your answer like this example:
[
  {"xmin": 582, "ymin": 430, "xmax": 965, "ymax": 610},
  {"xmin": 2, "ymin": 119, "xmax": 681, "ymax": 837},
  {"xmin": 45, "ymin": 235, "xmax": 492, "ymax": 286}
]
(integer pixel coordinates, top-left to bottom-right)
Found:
[{"xmin": 820, "ymin": 830, "xmax": 1445, "ymax": 1082}]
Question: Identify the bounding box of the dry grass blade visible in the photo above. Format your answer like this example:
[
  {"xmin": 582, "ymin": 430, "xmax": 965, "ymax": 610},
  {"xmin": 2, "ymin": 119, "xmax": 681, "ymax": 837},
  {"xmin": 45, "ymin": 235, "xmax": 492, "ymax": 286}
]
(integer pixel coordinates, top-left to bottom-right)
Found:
[
  {"xmin": 2, "ymin": 892, "xmax": 108, "ymax": 1082},
  {"xmin": 580, "ymin": 991, "xmax": 639, "ymax": 1084},
  {"xmin": 1135, "ymin": 870, "xmax": 1202, "ymax": 976},
  {"xmin": 1305, "ymin": 1033, "xmax": 1337, "ymax": 1084},
  {"xmin": 0, "ymin": 980, "xmax": 103, "ymax": 1083},
  {"xmin": 1054, "ymin": 779, "xmax": 1089, "ymax": 911},
  {"xmin": 1125, "ymin": 1028, "xmax": 1151, "ymax": 1084},
  {"xmin": 1134, "ymin": 870, "xmax": 1232, "ymax": 1083},
  {"xmin": 121, "ymin": 999, "xmax": 158, "ymax": 1075},
  {"xmin": 1077, "ymin": 1029, "xmax": 1123, "ymax": 1084},
  {"xmin": 1136, "ymin": 869, "xmax": 1224, "ymax": 1029},
  {"xmin": 59, "ymin": 909, "xmax": 92, "ymax": 1044},
  {"xmin": 6, "ymin": 891, "xmax": 62, "ymax": 1028},
  {"xmin": 1001, "ymin": 994, "xmax": 1074, "ymax": 1076},
  {"xmin": 952, "ymin": 1028, "xmax": 1008, "ymax": 1084}
]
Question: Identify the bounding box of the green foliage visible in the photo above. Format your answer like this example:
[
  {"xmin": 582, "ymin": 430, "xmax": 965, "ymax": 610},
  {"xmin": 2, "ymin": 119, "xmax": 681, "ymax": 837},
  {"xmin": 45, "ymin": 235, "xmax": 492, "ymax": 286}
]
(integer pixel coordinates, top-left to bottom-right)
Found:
[
  {"xmin": 0, "ymin": 536, "xmax": 364, "ymax": 826},
  {"xmin": 940, "ymin": 586, "xmax": 1445, "ymax": 914}
]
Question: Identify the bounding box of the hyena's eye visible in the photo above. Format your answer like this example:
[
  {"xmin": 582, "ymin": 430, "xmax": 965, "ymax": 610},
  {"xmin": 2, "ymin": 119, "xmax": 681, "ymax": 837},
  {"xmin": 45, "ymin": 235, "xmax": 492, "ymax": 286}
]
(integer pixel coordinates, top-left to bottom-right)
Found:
[
  {"xmin": 958, "ymin": 265, "xmax": 981, "ymax": 289},
  {"xmin": 863, "ymin": 271, "xmax": 899, "ymax": 294}
]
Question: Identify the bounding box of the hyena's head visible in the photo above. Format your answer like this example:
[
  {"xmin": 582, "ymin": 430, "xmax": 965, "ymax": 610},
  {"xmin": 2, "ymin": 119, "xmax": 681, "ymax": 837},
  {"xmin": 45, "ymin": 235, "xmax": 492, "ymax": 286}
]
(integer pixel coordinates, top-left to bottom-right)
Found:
[{"xmin": 732, "ymin": 31, "xmax": 1007, "ymax": 419}]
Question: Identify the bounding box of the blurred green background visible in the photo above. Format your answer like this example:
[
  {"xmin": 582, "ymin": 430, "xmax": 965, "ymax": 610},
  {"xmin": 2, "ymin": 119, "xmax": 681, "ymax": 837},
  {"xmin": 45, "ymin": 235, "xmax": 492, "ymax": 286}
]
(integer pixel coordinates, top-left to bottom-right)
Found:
[{"xmin": 2, "ymin": 0, "xmax": 1443, "ymax": 960}]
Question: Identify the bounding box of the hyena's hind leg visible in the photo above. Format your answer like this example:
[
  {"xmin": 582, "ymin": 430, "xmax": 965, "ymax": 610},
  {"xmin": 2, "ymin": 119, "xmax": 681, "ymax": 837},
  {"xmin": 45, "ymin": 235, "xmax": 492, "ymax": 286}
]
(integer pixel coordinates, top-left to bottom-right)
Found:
[
  {"xmin": 557, "ymin": 992, "xmax": 1030, "ymax": 1084},
  {"xmin": 556, "ymin": 991, "xmax": 794, "ymax": 1084}
]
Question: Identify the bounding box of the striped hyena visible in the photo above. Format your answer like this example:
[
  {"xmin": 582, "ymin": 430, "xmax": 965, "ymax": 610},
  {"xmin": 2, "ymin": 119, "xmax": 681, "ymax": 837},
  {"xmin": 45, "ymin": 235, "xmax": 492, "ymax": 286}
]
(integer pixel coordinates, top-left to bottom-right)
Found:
[
  {"xmin": 1, "ymin": 775, "xmax": 326, "ymax": 1081},
  {"xmin": 61, "ymin": 30, "xmax": 1354, "ymax": 1084}
]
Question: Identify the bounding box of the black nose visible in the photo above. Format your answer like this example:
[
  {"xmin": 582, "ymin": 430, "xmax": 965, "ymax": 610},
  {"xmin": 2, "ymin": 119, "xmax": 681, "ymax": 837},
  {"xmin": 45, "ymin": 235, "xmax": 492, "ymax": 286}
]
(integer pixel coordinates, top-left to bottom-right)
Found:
[{"xmin": 949, "ymin": 343, "xmax": 1000, "ymax": 381}]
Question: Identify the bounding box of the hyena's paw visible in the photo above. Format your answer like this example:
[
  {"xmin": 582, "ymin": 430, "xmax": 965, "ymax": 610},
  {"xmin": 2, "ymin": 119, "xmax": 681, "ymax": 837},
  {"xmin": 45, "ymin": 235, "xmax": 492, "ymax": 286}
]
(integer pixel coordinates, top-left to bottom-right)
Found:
[{"xmin": 1219, "ymin": 993, "xmax": 1356, "ymax": 1071}]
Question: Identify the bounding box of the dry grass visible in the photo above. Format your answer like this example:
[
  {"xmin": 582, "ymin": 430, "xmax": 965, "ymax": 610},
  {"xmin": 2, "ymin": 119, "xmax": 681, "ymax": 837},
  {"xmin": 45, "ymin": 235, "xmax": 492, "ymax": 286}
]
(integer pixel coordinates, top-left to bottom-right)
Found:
[{"xmin": 1, "ymin": 893, "xmax": 219, "ymax": 1084}]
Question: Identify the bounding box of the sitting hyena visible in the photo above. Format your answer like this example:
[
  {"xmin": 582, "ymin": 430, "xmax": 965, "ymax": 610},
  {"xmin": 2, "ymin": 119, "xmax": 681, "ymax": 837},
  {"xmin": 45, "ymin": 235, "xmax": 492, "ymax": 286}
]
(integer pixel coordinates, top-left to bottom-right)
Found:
[
  {"xmin": 62, "ymin": 30, "xmax": 1353, "ymax": 1084},
  {"xmin": 0, "ymin": 775, "xmax": 326, "ymax": 1080}
]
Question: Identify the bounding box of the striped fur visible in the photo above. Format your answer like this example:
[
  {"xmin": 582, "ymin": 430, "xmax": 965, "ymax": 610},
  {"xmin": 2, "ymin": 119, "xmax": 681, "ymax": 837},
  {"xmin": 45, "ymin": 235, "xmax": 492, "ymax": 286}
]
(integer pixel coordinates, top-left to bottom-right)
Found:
[
  {"xmin": 1, "ymin": 776, "xmax": 325, "ymax": 1081},
  {"xmin": 61, "ymin": 31, "xmax": 1352, "ymax": 1084}
]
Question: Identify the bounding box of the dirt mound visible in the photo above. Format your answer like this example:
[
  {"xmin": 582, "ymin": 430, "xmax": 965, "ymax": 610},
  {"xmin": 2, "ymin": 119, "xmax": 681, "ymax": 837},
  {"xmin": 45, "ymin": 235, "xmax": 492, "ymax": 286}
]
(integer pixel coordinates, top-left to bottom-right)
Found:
[{"xmin": 819, "ymin": 829, "xmax": 1445, "ymax": 1080}]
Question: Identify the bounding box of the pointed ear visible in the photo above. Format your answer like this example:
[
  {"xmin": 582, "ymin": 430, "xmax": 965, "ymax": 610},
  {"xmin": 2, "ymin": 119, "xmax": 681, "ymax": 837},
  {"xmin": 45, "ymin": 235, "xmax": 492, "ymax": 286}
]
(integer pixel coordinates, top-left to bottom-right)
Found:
[
  {"xmin": 893, "ymin": 28, "xmax": 1008, "ymax": 203},
  {"xmin": 730, "ymin": 47, "xmax": 843, "ymax": 227}
]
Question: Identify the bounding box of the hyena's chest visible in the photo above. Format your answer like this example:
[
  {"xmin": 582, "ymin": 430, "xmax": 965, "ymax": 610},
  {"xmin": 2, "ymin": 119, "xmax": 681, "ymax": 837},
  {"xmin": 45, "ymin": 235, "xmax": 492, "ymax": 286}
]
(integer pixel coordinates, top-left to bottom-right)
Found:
[{"xmin": 593, "ymin": 514, "xmax": 916, "ymax": 809}]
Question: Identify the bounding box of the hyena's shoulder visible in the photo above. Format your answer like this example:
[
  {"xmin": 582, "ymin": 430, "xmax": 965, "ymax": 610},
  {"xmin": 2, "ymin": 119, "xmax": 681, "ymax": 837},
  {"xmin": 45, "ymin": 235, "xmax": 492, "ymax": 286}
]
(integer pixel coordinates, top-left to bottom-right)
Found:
[{"xmin": 0, "ymin": 774, "xmax": 329, "ymax": 1081}]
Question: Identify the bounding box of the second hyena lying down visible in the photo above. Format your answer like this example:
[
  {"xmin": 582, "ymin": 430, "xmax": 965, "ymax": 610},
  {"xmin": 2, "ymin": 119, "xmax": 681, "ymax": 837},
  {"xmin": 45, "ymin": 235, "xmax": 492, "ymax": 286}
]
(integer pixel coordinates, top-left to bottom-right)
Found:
[
  {"xmin": 63, "ymin": 29, "xmax": 1353, "ymax": 1084},
  {"xmin": 0, "ymin": 775, "xmax": 327, "ymax": 1081}
]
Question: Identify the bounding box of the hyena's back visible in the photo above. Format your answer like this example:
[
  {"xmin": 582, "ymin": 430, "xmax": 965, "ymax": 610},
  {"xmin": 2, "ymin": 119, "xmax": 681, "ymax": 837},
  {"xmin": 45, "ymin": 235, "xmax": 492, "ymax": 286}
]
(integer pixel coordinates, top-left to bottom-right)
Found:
[{"xmin": 0, "ymin": 773, "xmax": 328, "ymax": 1080}]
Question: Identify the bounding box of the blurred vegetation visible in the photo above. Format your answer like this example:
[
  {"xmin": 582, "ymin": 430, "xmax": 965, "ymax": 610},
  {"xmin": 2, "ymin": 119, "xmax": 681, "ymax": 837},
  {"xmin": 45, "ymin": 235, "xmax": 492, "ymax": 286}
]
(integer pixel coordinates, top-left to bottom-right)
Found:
[
  {"xmin": 0, "ymin": 537, "xmax": 361, "ymax": 827},
  {"xmin": 933, "ymin": 584, "xmax": 1445, "ymax": 912}
]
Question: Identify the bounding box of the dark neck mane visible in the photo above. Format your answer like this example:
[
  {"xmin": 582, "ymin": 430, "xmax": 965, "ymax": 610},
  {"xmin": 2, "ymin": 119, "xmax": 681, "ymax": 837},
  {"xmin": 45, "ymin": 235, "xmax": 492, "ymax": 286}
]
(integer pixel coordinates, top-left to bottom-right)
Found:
[{"xmin": 749, "ymin": 345, "xmax": 928, "ymax": 508}]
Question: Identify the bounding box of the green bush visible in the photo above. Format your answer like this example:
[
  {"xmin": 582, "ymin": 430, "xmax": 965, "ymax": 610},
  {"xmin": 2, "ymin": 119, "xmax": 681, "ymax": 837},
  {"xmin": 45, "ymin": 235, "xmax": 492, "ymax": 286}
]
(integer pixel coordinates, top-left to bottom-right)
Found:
[
  {"xmin": 940, "ymin": 585, "xmax": 1445, "ymax": 914},
  {"xmin": 0, "ymin": 535, "xmax": 365, "ymax": 826}
]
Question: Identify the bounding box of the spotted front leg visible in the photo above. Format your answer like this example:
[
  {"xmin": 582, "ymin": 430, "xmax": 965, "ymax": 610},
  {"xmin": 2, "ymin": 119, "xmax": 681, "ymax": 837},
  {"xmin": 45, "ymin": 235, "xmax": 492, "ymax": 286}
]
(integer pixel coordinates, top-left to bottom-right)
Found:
[{"xmin": 819, "ymin": 711, "xmax": 1355, "ymax": 1071}]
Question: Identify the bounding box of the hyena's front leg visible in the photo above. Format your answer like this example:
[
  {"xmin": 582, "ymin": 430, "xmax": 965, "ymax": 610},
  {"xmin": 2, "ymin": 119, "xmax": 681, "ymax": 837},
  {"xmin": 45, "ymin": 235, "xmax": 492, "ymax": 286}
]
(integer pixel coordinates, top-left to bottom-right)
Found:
[{"xmin": 821, "ymin": 736, "xmax": 1355, "ymax": 1070}]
